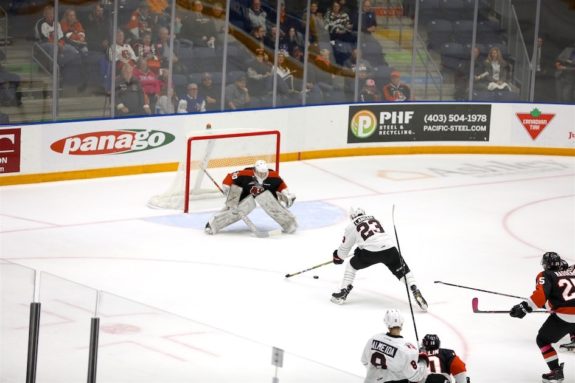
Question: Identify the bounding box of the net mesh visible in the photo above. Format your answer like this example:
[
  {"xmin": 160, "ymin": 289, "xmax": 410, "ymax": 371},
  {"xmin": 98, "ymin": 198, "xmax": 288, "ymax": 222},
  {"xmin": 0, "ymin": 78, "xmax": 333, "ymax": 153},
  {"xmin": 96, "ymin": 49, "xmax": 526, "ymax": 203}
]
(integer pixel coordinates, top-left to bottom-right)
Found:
[{"xmin": 148, "ymin": 129, "xmax": 280, "ymax": 212}]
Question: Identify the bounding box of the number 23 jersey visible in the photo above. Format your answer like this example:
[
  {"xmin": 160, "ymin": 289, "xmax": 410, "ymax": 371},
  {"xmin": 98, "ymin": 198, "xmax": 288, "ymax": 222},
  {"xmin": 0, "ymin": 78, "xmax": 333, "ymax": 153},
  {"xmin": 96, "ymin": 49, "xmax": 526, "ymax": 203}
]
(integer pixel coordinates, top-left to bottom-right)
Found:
[
  {"xmin": 338, "ymin": 215, "xmax": 396, "ymax": 257},
  {"xmin": 361, "ymin": 332, "xmax": 427, "ymax": 383}
]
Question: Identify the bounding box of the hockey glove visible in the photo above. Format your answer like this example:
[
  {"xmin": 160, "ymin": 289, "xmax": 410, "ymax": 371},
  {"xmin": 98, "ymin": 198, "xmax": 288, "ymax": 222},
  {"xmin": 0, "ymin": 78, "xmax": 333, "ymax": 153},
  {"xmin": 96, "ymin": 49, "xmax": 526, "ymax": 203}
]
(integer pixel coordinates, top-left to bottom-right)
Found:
[
  {"xmin": 333, "ymin": 250, "xmax": 344, "ymax": 265},
  {"xmin": 509, "ymin": 301, "xmax": 532, "ymax": 319},
  {"xmin": 280, "ymin": 189, "xmax": 296, "ymax": 208},
  {"xmin": 417, "ymin": 353, "xmax": 429, "ymax": 367}
]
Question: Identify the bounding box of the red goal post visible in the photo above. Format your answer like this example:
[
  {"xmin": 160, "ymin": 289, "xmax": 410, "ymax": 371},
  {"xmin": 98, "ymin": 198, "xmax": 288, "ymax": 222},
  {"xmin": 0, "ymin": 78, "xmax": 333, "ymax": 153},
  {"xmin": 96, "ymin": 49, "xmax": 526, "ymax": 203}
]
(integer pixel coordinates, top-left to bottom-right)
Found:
[{"xmin": 182, "ymin": 129, "xmax": 281, "ymax": 213}]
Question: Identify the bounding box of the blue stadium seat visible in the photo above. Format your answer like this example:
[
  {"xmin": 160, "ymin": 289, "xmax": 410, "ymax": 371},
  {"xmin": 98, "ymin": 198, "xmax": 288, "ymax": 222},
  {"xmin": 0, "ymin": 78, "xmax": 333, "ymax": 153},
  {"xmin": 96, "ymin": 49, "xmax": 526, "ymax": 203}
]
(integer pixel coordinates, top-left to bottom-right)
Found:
[
  {"xmin": 452, "ymin": 20, "xmax": 475, "ymax": 44},
  {"xmin": 418, "ymin": 0, "xmax": 442, "ymax": 25},
  {"xmin": 426, "ymin": 19, "xmax": 453, "ymax": 50}
]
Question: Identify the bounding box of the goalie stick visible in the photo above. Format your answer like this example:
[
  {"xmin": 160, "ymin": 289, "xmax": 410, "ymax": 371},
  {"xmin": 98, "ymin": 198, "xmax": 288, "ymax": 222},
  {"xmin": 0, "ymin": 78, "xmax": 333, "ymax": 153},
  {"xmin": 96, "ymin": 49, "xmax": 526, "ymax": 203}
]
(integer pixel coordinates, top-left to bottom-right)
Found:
[
  {"xmin": 201, "ymin": 168, "xmax": 281, "ymax": 238},
  {"xmin": 471, "ymin": 297, "xmax": 547, "ymax": 314},
  {"xmin": 284, "ymin": 260, "xmax": 333, "ymax": 278}
]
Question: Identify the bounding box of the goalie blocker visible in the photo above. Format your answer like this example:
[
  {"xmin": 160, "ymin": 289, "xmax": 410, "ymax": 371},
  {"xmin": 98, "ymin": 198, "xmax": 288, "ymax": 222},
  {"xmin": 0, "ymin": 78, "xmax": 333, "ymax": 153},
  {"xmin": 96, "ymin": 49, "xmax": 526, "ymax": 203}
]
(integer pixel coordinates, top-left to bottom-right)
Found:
[{"xmin": 205, "ymin": 161, "xmax": 297, "ymax": 235}]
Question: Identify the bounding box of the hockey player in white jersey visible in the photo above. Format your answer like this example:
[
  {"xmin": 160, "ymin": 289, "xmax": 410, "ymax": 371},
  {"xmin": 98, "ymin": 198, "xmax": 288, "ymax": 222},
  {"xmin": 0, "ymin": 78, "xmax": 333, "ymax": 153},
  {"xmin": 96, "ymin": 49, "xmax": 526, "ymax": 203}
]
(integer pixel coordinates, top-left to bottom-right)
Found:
[
  {"xmin": 331, "ymin": 207, "xmax": 428, "ymax": 311},
  {"xmin": 362, "ymin": 309, "xmax": 429, "ymax": 383}
]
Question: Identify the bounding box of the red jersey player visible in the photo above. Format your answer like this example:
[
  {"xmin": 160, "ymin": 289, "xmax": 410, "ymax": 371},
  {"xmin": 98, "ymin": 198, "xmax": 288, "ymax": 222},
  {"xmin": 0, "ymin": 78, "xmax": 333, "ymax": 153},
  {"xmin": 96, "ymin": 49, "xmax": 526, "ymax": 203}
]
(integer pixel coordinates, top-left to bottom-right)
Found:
[
  {"xmin": 205, "ymin": 160, "xmax": 297, "ymax": 235},
  {"xmin": 509, "ymin": 251, "xmax": 575, "ymax": 383},
  {"xmin": 420, "ymin": 334, "xmax": 470, "ymax": 383}
]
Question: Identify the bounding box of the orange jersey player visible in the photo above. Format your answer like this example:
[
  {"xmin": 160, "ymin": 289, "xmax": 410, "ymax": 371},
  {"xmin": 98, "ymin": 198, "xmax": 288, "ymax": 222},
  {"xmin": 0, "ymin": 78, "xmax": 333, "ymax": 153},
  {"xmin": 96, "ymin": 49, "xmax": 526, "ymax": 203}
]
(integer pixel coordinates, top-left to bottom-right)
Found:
[
  {"xmin": 421, "ymin": 334, "xmax": 470, "ymax": 383},
  {"xmin": 205, "ymin": 160, "xmax": 297, "ymax": 235},
  {"xmin": 222, "ymin": 164, "xmax": 288, "ymax": 202},
  {"xmin": 510, "ymin": 252, "xmax": 575, "ymax": 383}
]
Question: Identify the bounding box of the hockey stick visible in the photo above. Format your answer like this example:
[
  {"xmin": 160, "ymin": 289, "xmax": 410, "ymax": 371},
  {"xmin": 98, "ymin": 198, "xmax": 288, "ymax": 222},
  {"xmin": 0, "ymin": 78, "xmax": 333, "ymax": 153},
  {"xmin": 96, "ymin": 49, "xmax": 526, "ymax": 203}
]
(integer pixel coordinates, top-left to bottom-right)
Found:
[
  {"xmin": 435, "ymin": 281, "xmax": 526, "ymax": 299},
  {"xmin": 471, "ymin": 297, "xmax": 547, "ymax": 314},
  {"xmin": 392, "ymin": 204, "xmax": 420, "ymax": 343},
  {"xmin": 201, "ymin": 169, "xmax": 281, "ymax": 238},
  {"xmin": 284, "ymin": 260, "xmax": 333, "ymax": 278}
]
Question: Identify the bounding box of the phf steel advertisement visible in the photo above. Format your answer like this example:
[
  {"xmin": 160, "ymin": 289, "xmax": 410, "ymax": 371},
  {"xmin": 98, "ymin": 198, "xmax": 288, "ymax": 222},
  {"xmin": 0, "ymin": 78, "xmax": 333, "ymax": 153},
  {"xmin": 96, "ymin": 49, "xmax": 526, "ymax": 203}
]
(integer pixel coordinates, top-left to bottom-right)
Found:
[{"xmin": 348, "ymin": 104, "xmax": 491, "ymax": 143}]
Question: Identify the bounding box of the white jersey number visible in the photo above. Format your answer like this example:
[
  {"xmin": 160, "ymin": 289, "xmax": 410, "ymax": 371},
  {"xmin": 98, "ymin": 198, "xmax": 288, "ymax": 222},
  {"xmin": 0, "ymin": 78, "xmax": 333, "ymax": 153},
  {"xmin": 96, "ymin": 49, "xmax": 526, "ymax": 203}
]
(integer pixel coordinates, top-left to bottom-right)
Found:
[{"xmin": 356, "ymin": 219, "xmax": 384, "ymax": 240}]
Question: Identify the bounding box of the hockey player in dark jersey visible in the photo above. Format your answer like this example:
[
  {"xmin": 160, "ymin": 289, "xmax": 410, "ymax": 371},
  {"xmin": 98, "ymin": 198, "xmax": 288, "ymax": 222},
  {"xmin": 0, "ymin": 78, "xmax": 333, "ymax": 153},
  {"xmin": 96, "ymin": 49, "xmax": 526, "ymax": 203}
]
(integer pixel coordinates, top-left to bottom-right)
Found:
[
  {"xmin": 509, "ymin": 251, "xmax": 575, "ymax": 383},
  {"xmin": 205, "ymin": 160, "xmax": 297, "ymax": 235},
  {"xmin": 420, "ymin": 334, "xmax": 470, "ymax": 383}
]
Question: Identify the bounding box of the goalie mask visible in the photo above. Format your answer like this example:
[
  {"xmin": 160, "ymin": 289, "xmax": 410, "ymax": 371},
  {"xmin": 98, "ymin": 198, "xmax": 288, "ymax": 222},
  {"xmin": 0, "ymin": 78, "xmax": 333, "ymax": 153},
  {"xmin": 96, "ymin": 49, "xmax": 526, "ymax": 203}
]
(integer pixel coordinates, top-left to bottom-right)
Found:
[
  {"xmin": 254, "ymin": 160, "xmax": 269, "ymax": 181},
  {"xmin": 349, "ymin": 207, "xmax": 365, "ymax": 220}
]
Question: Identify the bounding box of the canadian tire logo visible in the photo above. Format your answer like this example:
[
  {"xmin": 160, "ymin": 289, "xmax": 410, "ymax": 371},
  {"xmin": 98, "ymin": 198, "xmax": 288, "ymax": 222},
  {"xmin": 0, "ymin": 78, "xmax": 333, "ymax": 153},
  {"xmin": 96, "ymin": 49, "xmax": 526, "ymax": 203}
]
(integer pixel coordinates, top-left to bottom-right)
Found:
[
  {"xmin": 516, "ymin": 108, "xmax": 555, "ymax": 140},
  {"xmin": 51, "ymin": 129, "xmax": 175, "ymax": 155},
  {"xmin": 350, "ymin": 110, "xmax": 377, "ymax": 138}
]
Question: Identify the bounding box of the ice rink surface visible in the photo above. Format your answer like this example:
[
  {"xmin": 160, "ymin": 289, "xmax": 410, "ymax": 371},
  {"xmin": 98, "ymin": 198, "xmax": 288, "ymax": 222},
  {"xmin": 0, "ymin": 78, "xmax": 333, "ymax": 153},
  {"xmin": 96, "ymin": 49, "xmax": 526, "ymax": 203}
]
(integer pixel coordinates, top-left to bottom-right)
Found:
[{"xmin": 1, "ymin": 154, "xmax": 575, "ymax": 382}]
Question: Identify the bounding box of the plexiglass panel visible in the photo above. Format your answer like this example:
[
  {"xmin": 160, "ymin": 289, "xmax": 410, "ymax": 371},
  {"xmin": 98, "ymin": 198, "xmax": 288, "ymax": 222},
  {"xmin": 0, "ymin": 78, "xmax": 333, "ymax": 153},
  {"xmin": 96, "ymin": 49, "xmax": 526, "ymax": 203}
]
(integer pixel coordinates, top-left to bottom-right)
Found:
[
  {"xmin": 36, "ymin": 272, "xmax": 97, "ymax": 383},
  {"xmin": 0, "ymin": 261, "xmax": 36, "ymax": 383}
]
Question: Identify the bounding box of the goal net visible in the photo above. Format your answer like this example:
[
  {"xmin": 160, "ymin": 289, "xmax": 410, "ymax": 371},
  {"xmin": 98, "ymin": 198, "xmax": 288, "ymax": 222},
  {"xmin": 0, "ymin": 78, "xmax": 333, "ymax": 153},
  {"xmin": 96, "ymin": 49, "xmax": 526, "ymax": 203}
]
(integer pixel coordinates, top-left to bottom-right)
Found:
[{"xmin": 148, "ymin": 128, "xmax": 281, "ymax": 212}]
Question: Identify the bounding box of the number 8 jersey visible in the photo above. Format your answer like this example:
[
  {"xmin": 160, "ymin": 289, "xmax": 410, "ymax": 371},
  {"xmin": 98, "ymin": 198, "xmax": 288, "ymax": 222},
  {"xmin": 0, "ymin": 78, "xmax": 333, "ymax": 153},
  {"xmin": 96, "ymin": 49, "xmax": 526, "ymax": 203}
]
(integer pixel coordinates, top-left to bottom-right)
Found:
[
  {"xmin": 338, "ymin": 215, "xmax": 396, "ymax": 257},
  {"xmin": 361, "ymin": 332, "xmax": 428, "ymax": 383}
]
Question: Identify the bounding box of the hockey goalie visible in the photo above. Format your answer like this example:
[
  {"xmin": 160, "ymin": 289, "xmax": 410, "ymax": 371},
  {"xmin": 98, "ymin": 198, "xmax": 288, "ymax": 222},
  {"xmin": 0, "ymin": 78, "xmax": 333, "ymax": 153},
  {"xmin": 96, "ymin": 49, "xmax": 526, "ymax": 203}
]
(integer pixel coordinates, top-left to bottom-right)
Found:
[{"xmin": 204, "ymin": 160, "xmax": 297, "ymax": 235}]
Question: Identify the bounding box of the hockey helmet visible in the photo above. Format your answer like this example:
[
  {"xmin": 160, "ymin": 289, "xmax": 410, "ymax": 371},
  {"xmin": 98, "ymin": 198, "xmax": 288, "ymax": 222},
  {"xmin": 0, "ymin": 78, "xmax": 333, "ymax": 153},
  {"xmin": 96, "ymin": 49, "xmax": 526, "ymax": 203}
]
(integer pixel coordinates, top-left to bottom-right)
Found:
[
  {"xmin": 349, "ymin": 207, "xmax": 365, "ymax": 220},
  {"xmin": 383, "ymin": 309, "xmax": 404, "ymax": 329},
  {"xmin": 254, "ymin": 160, "xmax": 269, "ymax": 180},
  {"xmin": 422, "ymin": 334, "xmax": 441, "ymax": 352},
  {"xmin": 541, "ymin": 252, "xmax": 562, "ymax": 271}
]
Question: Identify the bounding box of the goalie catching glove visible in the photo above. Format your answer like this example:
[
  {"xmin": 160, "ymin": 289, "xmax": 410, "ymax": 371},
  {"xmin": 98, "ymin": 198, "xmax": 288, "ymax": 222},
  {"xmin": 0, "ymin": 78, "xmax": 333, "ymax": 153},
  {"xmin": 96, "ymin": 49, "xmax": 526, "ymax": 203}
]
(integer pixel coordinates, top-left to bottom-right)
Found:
[
  {"xmin": 509, "ymin": 301, "xmax": 532, "ymax": 319},
  {"xmin": 279, "ymin": 189, "xmax": 296, "ymax": 208}
]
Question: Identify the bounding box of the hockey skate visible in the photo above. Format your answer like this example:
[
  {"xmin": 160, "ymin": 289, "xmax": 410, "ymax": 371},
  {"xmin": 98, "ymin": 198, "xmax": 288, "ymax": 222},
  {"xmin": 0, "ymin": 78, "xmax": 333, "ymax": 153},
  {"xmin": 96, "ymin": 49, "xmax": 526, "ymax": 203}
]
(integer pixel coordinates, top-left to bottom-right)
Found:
[
  {"xmin": 560, "ymin": 340, "xmax": 575, "ymax": 351},
  {"xmin": 411, "ymin": 285, "xmax": 428, "ymax": 311},
  {"xmin": 542, "ymin": 363, "xmax": 564, "ymax": 383},
  {"xmin": 331, "ymin": 284, "xmax": 353, "ymax": 305},
  {"xmin": 204, "ymin": 222, "xmax": 214, "ymax": 235}
]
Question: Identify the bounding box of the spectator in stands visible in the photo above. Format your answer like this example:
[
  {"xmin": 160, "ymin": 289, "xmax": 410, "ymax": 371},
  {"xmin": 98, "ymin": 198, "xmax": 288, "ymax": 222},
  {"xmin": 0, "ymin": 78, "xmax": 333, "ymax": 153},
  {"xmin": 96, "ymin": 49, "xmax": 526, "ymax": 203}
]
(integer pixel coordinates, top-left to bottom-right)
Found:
[
  {"xmin": 60, "ymin": 9, "xmax": 88, "ymax": 57},
  {"xmin": 383, "ymin": 70, "xmax": 411, "ymax": 101},
  {"xmin": 324, "ymin": 1, "xmax": 353, "ymax": 42},
  {"xmin": 483, "ymin": 47, "xmax": 511, "ymax": 91},
  {"xmin": 454, "ymin": 46, "xmax": 487, "ymax": 100},
  {"xmin": 210, "ymin": 2, "xmax": 227, "ymax": 46},
  {"xmin": 180, "ymin": 0, "xmax": 217, "ymax": 48},
  {"xmin": 155, "ymin": 27, "xmax": 182, "ymax": 74},
  {"xmin": 0, "ymin": 58, "xmax": 22, "ymax": 107},
  {"xmin": 264, "ymin": 26, "xmax": 284, "ymax": 50},
  {"xmin": 198, "ymin": 72, "xmax": 220, "ymax": 111},
  {"xmin": 155, "ymin": 86, "xmax": 179, "ymax": 114},
  {"xmin": 133, "ymin": 32, "xmax": 161, "ymax": 74},
  {"xmin": 179, "ymin": 82, "xmax": 206, "ymax": 113},
  {"xmin": 360, "ymin": 78, "xmax": 381, "ymax": 102},
  {"xmin": 311, "ymin": 48, "xmax": 343, "ymax": 101},
  {"xmin": 109, "ymin": 30, "xmax": 138, "ymax": 69},
  {"xmin": 282, "ymin": 27, "xmax": 305, "ymax": 57},
  {"xmin": 245, "ymin": 0, "xmax": 269, "ymax": 34},
  {"xmin": 554, "ymin": 44, "xmax": 575, "ymax": 103},
  {"xmin": 274, "ymin": 50, "xmax": 296, "ymax": 92},
  {"xmin": 343, "ymin": 48, "xmax": 373, "ymax": 97},
  {"xmin": 225, "ymin": 74, "xmax": 251, "ymax": 110},
  {"xmin": 357, "ymin": 0, "xmax": 377, "ymax": 35},
  {"xmin": 84, "ymin": 3, "xmax": 111, "ymax": 54},
  {"xmin": 125, "ymin": 1, "xmax": 153, "ymax": 42},
  {"xmin": 251, "ymin": 25, "xmax": 266, "ymax": 45},
  {"xmin": 133, "ymin": 58, "xmax": 162, "ymax": 111},
  {"xmin": 36, "ymin": 4, "xmax": 80, "ymax": 65},
  {"xmin": 247, "ymin": 48, "xmax": 273, "ymax": 98},
  {"xmin": 304, "ymin": 1, "xmax": 330, "ymax": 50},
  {"xmin": 115, "ymin": 63, "xmax": 151, "ymax": 116}
]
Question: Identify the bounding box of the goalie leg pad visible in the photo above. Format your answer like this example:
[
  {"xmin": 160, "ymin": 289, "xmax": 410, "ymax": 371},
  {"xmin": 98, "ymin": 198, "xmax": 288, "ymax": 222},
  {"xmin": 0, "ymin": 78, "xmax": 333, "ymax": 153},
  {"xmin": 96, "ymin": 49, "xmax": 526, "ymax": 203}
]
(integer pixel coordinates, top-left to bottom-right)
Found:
[
  {"xmin": 225, "ymin": 184, "xmax": 243, "ymax": 208},
  {"xmin": 209, "ymin": 196, "xmax": 256, "ymax": 234},
  {"xmin": 255, "ymin": 191, "xmax": 297, "ymax": 233}
]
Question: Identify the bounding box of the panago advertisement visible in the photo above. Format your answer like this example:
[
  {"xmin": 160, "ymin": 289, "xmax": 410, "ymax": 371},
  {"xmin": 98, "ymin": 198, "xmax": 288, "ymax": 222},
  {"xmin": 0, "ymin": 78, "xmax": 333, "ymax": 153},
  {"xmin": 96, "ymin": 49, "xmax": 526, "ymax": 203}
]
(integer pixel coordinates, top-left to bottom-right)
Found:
[
  {"xmin": 39, "ymin": 116, "xmax": 191, "ymax": 172},
  {"xmin": 511, "ymin": 105, "xmax": 575, "ymax": 147}
]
